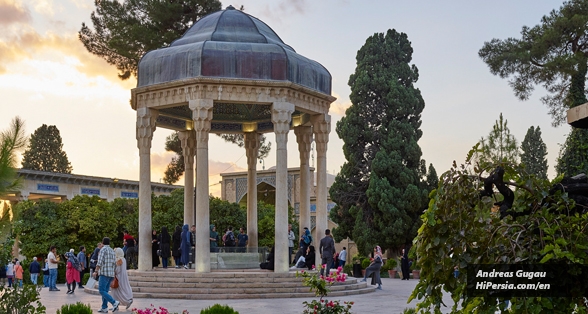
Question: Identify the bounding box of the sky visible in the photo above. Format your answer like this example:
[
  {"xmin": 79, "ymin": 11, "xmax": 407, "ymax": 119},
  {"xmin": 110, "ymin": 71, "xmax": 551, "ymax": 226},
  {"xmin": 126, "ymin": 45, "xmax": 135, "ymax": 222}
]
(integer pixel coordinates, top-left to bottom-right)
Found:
[{"xmin": 0, "ymin": 0, "xmax": 572, "ymax": 197}]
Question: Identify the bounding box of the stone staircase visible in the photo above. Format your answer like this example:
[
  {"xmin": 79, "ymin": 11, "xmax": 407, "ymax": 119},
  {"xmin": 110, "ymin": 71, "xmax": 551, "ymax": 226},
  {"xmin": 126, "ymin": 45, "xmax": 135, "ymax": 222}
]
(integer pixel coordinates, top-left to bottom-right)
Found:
[{"xmin": 85, "ymin": 269, "xmax": 376, "ymax": 299}]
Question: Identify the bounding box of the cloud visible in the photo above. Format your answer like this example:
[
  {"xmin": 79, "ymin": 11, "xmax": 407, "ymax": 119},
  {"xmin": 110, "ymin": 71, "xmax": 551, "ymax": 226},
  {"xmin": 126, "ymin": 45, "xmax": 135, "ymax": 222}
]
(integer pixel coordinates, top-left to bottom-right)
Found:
[
  {"xmin": 329, "ymin": 92, "xmax": 352, "ymax": 116},
  {"xmin": 260, "ymin": 0, "xmax": 307, "ymax": 22},
  {"xmin": 0, "ymin": 0, "xmax": 31, "ymax": 25},
  {"xmin": 0, "ymin": 27, "xmax": 135, "ymax": 88}
]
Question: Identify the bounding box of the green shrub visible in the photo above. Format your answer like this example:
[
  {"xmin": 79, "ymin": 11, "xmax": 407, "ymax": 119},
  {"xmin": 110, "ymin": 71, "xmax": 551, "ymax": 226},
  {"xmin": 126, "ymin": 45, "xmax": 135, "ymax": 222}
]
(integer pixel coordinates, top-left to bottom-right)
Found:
[
  {"xmin": 200, "ymin": 304, "xmax": 239, "ymax": 314},
  {"xmin": 351, "ymin": 254, "xmax": 364, "ymax": 264},
  {"xmin": 403, "ymin": 308, "xmax": 416, "ymax": 314},
  {"xmin": 82, "ymin": 272, "xmax": 90, "ymax": 285},
  {"xmin": 385, "ymin": 258, "xmax": 397, "ymax": 270},
  {"xmin": 361, "ymin": 258, "xmax": 371, "ymax": 269},
  {"xmin": 343, "ymin": 264, "xmax": 352, "ymax": 276},
  {"xmin": 0, "ymin": 284, "xmax": 46, "ymax": 314},
  {"xmin": 57, "ymin": 302, "xmax": 93, "ymax": 314}
]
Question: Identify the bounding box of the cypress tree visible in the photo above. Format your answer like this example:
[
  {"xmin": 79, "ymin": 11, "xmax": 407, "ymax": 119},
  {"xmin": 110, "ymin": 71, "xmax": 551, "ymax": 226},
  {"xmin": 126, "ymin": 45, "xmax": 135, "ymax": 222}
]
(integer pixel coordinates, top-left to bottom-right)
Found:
[{"xmin": 329, "ymin": 29, "xmax": 429, "ymax": 255}]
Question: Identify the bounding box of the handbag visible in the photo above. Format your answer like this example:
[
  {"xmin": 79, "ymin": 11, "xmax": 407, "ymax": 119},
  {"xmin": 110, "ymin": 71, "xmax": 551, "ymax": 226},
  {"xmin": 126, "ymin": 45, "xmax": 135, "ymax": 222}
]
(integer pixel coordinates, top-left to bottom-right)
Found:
[
  {"xmin": 157, "ymin": 250, "xmax": 161, "ymax": 256},
  {"xmin": 110, "ymin": 276, "xmax": 119, "ymax": 289}
]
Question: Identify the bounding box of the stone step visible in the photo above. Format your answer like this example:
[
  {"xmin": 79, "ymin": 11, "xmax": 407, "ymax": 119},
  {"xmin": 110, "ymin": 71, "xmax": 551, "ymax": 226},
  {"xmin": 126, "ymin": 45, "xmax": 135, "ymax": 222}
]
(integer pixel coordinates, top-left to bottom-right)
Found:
[
  {"xmin": 83, "ymin": 269, "xmax": 375, "ymax": 300},
  {"xmin": 130, "ymin": 282, "xmax": 367, "ymax": 294},
  {"xmin": 85, "ymin": 286, "xmax": 376, "ymax": 300}
]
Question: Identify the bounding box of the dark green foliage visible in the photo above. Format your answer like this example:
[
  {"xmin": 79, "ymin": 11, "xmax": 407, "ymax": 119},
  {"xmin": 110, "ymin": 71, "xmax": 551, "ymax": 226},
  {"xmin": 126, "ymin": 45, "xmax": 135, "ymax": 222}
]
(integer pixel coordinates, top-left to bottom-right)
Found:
[
  {"xmin": 152, "ymin": 189, "xmax": 184, "ymax": 232},
  {"xmin": 361, "ymin": 258, "xmax": 370, "ymax": 269},
  {"xmin": 256, "ymin": 201, "xmax": 296, "ymax": 248},
  {"xmin": 343, "ymin": 264, "xmax": 352, "ymax": 276},
  {"xmin": 200, "ymin": 304, "xmax": 239, "ymax": 314},
  {"xmin": 479, "ymin": 0, "xmax": 588, "ymax": 126},
  {"xmin": 329, "ymin": 29, "xmax": 429, "ymax": 256},
  {"xmin": 556, "ymin": 128, "xmax": 588, "ymax": 176},
  {"xmin": 163, "ymin": 132, "xmax": 272, "ymax": 184},
  {"xmin": 520, "ymin": 126, "xmax": 548, "ymax": 179},
  {"xmin": 79, "ymin": 0, "xmax": 222, "ymax": 80},
  {"xmin": 0, "ymin": 117, "xmax": 27, "ymax": 197},
  {"xmin": 478, "ymin": 113, "xmax": 519, "ymax": 165},
  {"xmin": 410, "ymin": 150, "xmax": 588, "ymax": 313},
  {"xmin": 210, "ymin": 196, "xmax": 246, "ymax": 245},
  {"xmin": 21, "ymin": 124, "xmax": 72, "ymax": 173},
  {"xmin": 0, "ymin": 284, "xmax": 46, "ymax": 314},
  {"xmin": 56, "ymin": 302, "xmax": 92, "ymax": 314},
  {"xmin": 11, "ymin": 191, "xmax": 280, "ymax": 259},
  {"xmin": 82, "ymin": 272, "xmax": 90, "ymax": 285},
  {"xmin": 13, "ymin": 196, "xmax": 117, "ymax": 259}
]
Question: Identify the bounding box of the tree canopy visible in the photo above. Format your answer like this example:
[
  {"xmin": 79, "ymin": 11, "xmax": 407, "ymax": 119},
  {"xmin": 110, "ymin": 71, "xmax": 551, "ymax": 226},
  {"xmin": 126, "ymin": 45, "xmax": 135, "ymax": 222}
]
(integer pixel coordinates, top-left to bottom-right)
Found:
[
  {"xmin": 477, "ymin": 113, "xmax": 519, "ymax": 165},
  {"xmin": 329, "ymin": 29, "xmax": 434, "ymax": 255},
  {"xmin": 479, "ymin": 0, "xmax": 588, "ymax": 126},
  {"xmin": 21, "ymin": 124, "xmax": 72, "ymax": 174},
  {"xmin": 410, "ymin": 151, "xmax": 588, "ymax": 313},
  {"xmin": 79, "ymin": 0, "xmax": 222, "ymax": 80},
  {"xmin": 520, "ymin": 125, "xmax": 548, "ymax": 179}
]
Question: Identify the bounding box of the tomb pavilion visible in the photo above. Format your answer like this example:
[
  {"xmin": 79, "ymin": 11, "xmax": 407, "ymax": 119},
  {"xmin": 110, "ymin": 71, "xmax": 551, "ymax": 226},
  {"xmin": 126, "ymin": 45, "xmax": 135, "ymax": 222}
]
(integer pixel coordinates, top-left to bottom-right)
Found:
[{"xmin": 131, "ymin": 5, "xmax": 335, "ymax": 273}]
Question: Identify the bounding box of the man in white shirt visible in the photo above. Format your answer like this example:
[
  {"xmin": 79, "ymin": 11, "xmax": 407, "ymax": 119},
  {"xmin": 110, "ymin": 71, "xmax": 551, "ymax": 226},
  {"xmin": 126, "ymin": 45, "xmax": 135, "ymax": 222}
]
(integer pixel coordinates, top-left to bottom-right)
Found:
[
  {"xmin": 339, "ymin": 247, "xmax": 347, "ymax": 267},
  {"xmin": 47, "ymin": 246, "xmax": 60, "ymax": 291}
]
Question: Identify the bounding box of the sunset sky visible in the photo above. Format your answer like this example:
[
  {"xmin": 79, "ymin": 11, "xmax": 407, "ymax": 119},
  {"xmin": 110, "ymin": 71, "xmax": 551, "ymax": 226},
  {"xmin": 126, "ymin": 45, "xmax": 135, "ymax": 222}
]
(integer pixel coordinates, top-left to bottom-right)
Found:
[{"xmin": 0, "ymin": 0, "xmax": 570, "ymax": 196}]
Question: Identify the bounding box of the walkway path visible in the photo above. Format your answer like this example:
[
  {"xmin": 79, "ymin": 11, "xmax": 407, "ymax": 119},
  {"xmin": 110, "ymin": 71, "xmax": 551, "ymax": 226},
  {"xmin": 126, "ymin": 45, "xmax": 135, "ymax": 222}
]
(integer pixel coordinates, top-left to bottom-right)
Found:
[{"xmin": 38, "ymin": 278, "xmax": 456, "ymax": 313}]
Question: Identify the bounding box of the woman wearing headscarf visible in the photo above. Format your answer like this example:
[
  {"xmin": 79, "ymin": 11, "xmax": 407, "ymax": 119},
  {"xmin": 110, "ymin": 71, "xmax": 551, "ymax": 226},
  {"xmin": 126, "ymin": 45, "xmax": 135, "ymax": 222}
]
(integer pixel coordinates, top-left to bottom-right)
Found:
[
  {"xmin": 151, "ymin": 230, "xmax": 160, "ymax": 269},
  {"xmin": 360, "ymin": 246, "xmax": 383, "ymax": 290},
  {"xmin": 65, "ymin": 250, "xmax": 80, "ymax": 294},
  {"xmin": 111, "ymin": 247, "xmax": 133, "ymax": 309},
  {"xmin": 180, "ymin": 224, "xmax": 191, "ymax": 269},
  {"xmin": 172, "ymin": 225, "xmax": 182, "ymax": 268},
  {"xmin": 158, "ymin": 226, "xmax": 171, "ymax": 269},
  {"xmin": 304, "ymin": 245, "xmax": 316, "ymax": 270},
  {"xmin": 13, "ymin": 260, "xmax": 23, "ymax": 288},
  {"xmin": 209, "ymin": 225, "xmax": 219, "ymax": 253}
]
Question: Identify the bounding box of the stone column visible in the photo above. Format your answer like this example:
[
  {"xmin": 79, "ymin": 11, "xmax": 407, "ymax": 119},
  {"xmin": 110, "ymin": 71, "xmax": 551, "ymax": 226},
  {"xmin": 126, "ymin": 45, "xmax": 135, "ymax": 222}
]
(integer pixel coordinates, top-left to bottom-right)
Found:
[
  {"xmin": 244, "ymin": 132, "xmax": 260, "ymax": 249},
  {"xmin": 179, "ymin": 130, "xmax": 196, "ymax": 226},
  {"xmin": 136, "ymin": 107, "xmax": 157, "ymax": 271},
  {"xmin": 312, "ymin": 114, "xmax": 330, "ymax": 268},
  {"xmin": 272, "ymin": 102, "xmax": 294, "ymax": 273},
  {"xmin": 294, "ymin": 126, "xmax": 312, "ymax": 234},
  {"xmin": 190, "ymin": 99, "xmax": 213, "ymax": 273}
]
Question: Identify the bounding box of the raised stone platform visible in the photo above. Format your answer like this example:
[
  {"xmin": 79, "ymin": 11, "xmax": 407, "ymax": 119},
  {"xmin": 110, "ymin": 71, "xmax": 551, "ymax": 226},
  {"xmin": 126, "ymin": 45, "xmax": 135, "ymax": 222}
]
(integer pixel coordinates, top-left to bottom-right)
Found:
[{"xmin": 84, "ymin": 269, "xmax": 376, "ymax": 299}]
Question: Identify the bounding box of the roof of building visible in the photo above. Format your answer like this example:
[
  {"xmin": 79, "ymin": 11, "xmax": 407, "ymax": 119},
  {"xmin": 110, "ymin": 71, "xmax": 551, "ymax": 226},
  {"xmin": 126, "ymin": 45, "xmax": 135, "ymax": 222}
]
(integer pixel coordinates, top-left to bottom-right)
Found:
[{"xmin": 137, "ymin": 5, "xmax": 331, "ymax": 94}]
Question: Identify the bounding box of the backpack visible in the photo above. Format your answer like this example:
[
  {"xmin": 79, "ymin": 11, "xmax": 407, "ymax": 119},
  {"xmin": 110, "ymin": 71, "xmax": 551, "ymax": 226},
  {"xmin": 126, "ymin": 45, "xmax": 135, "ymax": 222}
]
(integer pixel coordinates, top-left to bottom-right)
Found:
[
  {"xmin": 225, "ymin": 232, "xmax": 236, "ymax": 247},
  {"xmin": 303, "ymin": 234, "xmax": 312, "ymax": 245}
]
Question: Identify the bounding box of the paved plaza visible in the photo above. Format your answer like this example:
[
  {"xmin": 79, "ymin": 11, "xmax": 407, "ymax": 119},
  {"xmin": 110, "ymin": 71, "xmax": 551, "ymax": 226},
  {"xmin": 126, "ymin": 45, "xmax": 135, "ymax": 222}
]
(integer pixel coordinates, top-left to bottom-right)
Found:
[{"xmin": 38, "ymin": 278, "xmax": 456, "ymax": 313}]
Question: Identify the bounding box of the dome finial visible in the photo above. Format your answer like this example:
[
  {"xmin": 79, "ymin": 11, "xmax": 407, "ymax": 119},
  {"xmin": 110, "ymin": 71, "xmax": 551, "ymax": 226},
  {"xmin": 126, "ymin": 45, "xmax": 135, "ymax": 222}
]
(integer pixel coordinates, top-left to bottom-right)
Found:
[{"xmin": 226, "ymin": 5, "xmax": 235, "ymax": 10}]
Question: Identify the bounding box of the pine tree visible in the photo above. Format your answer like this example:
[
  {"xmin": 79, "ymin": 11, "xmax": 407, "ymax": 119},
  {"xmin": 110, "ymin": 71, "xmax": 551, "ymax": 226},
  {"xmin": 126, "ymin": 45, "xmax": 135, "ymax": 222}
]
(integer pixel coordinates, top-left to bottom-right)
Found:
[
  {"xmin": 520, "ymin": 126, "xmax": 548, "ymax": 179},
  {"xmin": 478, "ymin": 113, "xmax": 519, "ymax": 165},
  {"xmin": 79, "ymin": 0, "xmax": 222, "ymax": 80},
  {"xmin": 329, "ymin": 29, "xmax": 428, "ymax": 255},
  {"xmin": 479, "ymin": 0, "xmax": 588, "ymax": 126},
  {"xmin": 21, "ymin": 124, "xmax": 72, "ymax": 173},
  {"xmin": 0, "ymin": 117, "xmax": 27, "ymax": 196}
]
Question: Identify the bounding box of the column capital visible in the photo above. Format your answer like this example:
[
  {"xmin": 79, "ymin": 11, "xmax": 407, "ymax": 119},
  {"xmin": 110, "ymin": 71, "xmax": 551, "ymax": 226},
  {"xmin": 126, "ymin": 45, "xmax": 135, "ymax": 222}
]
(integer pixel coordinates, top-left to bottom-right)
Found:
[
  {"xmin": 190, "ymin": 99, "xmax": 213, "ymax": 146},
  {"xmin": 311, "ymin": 114, "xmax": 331, "ymax": 153},
  {"xmin": 136, "ymin": 107, "xmax": 158, "ymax": 154},
  {"xmin": 178, "ymin": 130, "xmax": 196, "ymax": 165},
  {"xmin": 294, "ymin": 126, "xmax": 313, "ymax": 162},
  {"xmin": 244, "ymin": 132, "xmax": 261, "ymax": 165},
  {"xmin": 271, "ymin": 102, "xmax": 295, "ymax": 135}
]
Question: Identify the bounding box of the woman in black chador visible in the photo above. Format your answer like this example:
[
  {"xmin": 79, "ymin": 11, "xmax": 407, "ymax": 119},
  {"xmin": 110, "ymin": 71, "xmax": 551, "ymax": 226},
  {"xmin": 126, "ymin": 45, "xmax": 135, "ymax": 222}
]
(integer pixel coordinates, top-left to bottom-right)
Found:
[
  {"xmin": 401, "ymin": 247, "xmax": 410, "ymax": 280},
  {"xmin": 172, "ymin": 225, "xmax": 182, "ymax": 268}
]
